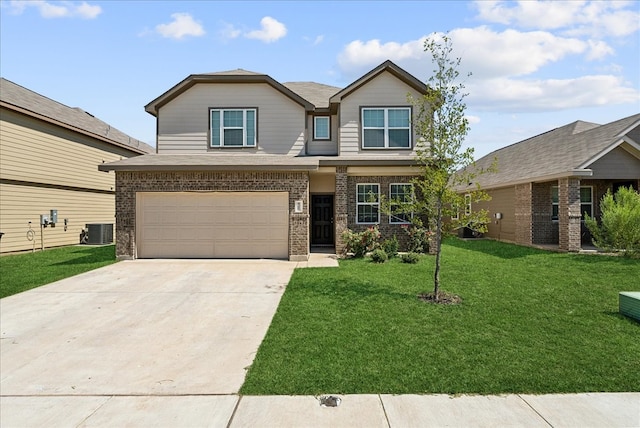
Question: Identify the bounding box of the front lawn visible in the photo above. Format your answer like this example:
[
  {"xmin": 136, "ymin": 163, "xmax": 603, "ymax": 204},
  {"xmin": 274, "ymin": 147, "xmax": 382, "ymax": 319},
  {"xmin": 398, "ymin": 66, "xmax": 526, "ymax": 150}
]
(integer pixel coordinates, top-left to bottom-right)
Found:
[
  {"xmin": 241, "ymin": 238, "xmax": 640, "ymax": 395},
  {"xmin": 0, "ymin": 245, "xmax": 117, "ymax": 298}
]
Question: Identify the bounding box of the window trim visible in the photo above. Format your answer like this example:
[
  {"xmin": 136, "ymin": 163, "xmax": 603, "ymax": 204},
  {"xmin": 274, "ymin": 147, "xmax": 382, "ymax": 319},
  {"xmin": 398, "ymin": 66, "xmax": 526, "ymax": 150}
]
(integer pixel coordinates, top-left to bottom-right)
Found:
[
  {"xmin": 356, "ymin": 183, "xmax": 380, "ymax": 224},
  {"xmin": 313, "ymin": 116, "xmax": 331, "ymax": 140},
  {"xmin": 389, "ymin": 183, "xmax": 414, "ymax": 224},
  {"xmin": 209, "ymin": 107, "xmax": 258, "ymax": 148},
  {"xmin": 360, "ymin": 106, "xmax": 412, "ymax": 150},
  {"xmin": 551, "ymin": 185, "xmax": 593, "ymax": 221}
]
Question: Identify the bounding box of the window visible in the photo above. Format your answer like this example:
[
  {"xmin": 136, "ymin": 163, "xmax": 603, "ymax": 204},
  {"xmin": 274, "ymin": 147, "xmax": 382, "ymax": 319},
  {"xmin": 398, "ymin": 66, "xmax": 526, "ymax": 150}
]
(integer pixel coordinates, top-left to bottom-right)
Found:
[
  {"xmin": 389, "ymin": 183, "xmax": 413, "ymax": 224},
  {"xmin": 210, "ymin": 108, "xmax": 256, "ymax": 147},
  {"xmin": 356, "ymin": 184, "xmax": 379, "ymax": 224},
  {"xmin": 551, "ymin": 186, "xmax": 593, "ymax": 220},
  {"xmin": 314, "ymin": 116, "xmax": 330, "ymax": 140},
  {"xmin": 464, "ymin": 194, "xmax": 472, "ymax": 216},
  {"xmin": 362, "ymin": 107, "xmax": 411, "ymax": 149}
]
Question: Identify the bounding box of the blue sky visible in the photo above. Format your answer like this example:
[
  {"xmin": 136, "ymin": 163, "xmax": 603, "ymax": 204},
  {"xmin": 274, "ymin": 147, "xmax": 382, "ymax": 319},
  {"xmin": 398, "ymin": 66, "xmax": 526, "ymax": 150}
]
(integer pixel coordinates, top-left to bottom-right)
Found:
[{"xmin": 1, "ymin": 0, "xmax": 639, "ymax": 158}]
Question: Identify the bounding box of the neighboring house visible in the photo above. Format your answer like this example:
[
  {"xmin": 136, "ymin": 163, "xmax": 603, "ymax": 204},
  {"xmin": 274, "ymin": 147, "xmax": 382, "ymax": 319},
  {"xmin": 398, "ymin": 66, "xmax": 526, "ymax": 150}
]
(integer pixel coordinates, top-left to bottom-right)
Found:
[
  {"xmin": 459, "ymin": 113, "xmax": 640, "ymax": 252},
  {"xmin": 99, "ymin": 61, "xmax": 428, "ymax": 260},
  {"xmin": 0, "ymin": 78, "xmax": 153, "ymax": 254}
]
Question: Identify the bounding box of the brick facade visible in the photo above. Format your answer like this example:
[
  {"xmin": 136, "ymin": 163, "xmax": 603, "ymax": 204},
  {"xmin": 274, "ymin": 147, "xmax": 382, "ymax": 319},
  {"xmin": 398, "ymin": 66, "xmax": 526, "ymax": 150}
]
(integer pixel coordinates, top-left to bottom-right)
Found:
[
  {"xmin": 558, "ymin": 177, "xmax": 582, "ymax": 251},
  {"xmin": 346, "ymin": 175, "xmax": 418, "ymax": 251},
  {"xmin": 114, "ymin": 171, "xmax": 309, "ymax": 260},
  {"xmin": 531, "ymin": 182, "xmax": 556, "ymax": 245},
  {"xmin": 334, "ymin": 166, "xmax": 348, "ymax": 254}
]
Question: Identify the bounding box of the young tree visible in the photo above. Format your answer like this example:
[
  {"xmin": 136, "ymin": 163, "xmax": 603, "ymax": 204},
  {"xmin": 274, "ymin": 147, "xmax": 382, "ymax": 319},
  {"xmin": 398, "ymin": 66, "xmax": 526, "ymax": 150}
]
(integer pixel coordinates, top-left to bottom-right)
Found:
[{"xmin": 406, "ymin": 33, "xmax": 494, "ymax": 302}]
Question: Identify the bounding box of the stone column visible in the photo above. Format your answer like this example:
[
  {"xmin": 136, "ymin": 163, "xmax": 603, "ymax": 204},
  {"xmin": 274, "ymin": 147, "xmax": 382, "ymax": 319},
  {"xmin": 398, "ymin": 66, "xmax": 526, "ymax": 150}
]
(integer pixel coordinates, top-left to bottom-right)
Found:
[
  {"xmin": 334, "ymin": 166, "xmax": 348, "ymax": 255},
  {"xmin": 515, "ymin": 183, "xmax": 533, "ymax": 246},
  {"xmin": 558, "ymin": 177, "xmax": 581, "ymax": 252}
]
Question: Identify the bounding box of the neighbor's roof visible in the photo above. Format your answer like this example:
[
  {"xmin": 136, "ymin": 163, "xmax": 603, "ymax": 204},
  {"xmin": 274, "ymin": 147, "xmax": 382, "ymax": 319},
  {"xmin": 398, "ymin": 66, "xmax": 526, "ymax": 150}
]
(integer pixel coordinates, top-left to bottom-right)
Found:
[
  {"xmin": 462, "ymin": 113, "xmax": 640, "ymax": 189},
  {"xmin": 0, "ymin": 78, "xmax": 153, "ymax": 155},
  {"xmin": 144, "ymin": 69, "xmax": 315, "ymax": 115}
]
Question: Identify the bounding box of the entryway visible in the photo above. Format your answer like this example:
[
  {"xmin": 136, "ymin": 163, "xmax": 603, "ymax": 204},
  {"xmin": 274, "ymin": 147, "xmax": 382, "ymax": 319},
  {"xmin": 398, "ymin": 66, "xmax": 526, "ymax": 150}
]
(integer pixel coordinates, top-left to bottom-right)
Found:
[{"xmin": 311, "ymin": 195, "xmax": 334, "ymax": 247}]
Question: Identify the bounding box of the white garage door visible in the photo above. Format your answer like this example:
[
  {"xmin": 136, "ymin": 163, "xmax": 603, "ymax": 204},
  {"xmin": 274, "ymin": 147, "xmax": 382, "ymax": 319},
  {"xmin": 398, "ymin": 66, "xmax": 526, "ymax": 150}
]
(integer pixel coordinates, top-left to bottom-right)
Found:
[{"xmin": 136, "ymin": 192, "xmax": 289, "ymax": 259}]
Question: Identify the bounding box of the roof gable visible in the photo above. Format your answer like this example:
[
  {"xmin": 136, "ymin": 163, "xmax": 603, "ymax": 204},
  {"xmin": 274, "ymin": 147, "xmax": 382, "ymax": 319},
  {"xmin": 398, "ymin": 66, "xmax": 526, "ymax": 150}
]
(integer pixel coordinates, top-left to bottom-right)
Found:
[
  {"xmin": 0, "ymin": 78, "xmax": 152, "ymax": 154},
  {"xmin": 145, "ymin": 71, "xmax": 315, "ymax": 115},
  {"xmin": 329, "ymin": 60, "xmax": 428, "ymax": 103}
]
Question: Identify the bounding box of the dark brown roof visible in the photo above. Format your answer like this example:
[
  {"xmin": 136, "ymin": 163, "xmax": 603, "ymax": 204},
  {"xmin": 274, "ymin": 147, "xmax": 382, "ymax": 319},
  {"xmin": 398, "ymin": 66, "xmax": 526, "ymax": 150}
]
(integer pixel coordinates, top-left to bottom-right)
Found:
[
  {"xmin": 463, "ymin": 113, "xmax": 640, "ymax": 189},
  {"xmin": 0, "ymin": 78, "xmax": 153, "ymax": 155}
]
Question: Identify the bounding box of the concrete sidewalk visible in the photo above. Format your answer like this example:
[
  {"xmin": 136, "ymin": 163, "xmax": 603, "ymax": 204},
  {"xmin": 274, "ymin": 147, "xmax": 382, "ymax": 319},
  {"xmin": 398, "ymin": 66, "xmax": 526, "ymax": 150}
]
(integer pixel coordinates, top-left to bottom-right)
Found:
[{"xmin": 2, "ymin": 392, "xmax": 638, "ymax": 427}]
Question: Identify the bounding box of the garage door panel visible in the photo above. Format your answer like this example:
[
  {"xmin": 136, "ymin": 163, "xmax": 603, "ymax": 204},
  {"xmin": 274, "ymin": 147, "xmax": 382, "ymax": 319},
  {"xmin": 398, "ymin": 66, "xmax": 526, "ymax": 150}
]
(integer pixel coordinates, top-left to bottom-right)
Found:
[{"xmin": 137, "ymin": 192, "xmax": 289, "ymax": 259}]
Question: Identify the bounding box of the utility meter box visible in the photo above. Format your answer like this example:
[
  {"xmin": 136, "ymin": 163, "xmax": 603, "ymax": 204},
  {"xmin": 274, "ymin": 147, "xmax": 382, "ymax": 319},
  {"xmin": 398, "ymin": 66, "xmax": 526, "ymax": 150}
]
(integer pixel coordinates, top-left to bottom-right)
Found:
[
  {"xmin": 40, "ymin": 214, "xmax": 49, "ymax": 225},
  {"xmin": 50, "ymin": 209, "xmax": 58, "ymax": 224}
]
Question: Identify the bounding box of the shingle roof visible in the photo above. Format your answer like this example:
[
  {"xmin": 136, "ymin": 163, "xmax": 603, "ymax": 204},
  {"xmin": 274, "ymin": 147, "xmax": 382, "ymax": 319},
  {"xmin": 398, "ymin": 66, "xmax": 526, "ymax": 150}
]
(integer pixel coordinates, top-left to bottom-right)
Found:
[
  {"xmin": 464, "ymin": 113, "xmax": 640, "ymax": 189},
  {"xmin": 0, "ymin": 78, "xmax": 153, "ymax": 154},
  {"xmin": 282, "ymin": 82, "xmax": 341, "ymax": 109}
]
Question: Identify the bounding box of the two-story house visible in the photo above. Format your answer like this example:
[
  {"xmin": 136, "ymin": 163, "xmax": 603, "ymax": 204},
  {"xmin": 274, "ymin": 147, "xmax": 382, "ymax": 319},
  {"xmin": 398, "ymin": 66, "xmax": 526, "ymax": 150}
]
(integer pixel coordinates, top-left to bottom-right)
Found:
[{"xmin": 100, "ymin": 61, "xmax": 427, "ymax": 261}]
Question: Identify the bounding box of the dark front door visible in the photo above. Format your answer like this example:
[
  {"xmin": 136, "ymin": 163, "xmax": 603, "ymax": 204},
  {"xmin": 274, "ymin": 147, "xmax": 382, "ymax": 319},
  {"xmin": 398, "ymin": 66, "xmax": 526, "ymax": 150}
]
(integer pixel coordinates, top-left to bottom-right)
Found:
[{"xmin": 311, "ymin": 195, "xmax": 334, "ymax": 246}]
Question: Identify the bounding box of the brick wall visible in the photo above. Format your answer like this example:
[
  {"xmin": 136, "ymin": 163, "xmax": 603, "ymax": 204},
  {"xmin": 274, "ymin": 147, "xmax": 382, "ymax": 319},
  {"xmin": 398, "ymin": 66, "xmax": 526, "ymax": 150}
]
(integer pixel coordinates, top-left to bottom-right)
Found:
[
  {"xmin": 334, "ymin": 166, "xmax": 348, "ymax": 254},
  {"xmin": 115, "ymin": 170, "xmax": 309, "ymax": 260},
  {"xmin": 346, "ymin": 175, "xmax": 418, "ymax": 251},
  {"xmin": 531, "ymin": 182, "xmax": 556, "ymax": 244},
  {"xmin": 558, "ymin": 177, "xmax": 581, "ymax": 251}
]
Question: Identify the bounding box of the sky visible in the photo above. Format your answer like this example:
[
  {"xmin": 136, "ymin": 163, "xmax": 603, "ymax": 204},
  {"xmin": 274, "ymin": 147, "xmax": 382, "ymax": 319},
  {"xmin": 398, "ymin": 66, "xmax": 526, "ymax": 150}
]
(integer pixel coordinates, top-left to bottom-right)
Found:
[{"xmin": 1, "ymin": 0, "xmax": 639, "ymax": 159}]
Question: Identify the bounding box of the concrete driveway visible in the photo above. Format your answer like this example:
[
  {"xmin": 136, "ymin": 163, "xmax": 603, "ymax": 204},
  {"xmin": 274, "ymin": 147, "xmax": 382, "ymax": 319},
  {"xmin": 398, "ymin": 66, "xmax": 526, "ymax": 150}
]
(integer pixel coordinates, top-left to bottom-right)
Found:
[{"xmin": 0, "ymin": 259, "xmax": 295, "ymax": 398}]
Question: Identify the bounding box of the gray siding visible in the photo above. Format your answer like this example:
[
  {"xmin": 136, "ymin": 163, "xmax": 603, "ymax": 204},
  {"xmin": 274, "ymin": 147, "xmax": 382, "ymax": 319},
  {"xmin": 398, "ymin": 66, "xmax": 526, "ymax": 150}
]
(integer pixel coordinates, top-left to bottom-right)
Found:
[
  {"xmin": 157, "ymin": 83, "xmax": 306, "ymax": 155},
  {"xmin": 338, "ymin": 71, "xmax": 425, "ymax": 156},
  {"xmin": 306, "ymin": 114, "xmax": 338, "ymax": 155},
  {"xmin": 588, "ymin": 147, "xmax": 640, "ymax": 179}
]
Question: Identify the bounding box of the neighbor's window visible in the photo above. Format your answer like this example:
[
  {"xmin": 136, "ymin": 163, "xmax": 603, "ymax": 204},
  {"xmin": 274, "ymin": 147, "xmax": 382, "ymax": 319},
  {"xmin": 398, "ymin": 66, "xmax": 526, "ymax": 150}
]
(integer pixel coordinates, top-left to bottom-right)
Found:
[
  {"xmin": 210, "ymin": 108, "xmax": 256, "ymax": 147},
  {"xmin": 356, "ymin": 183, "xmax": 380, "ymax": 224},
  {"xmin": 314, "ymin": 116, "xmax": 330, "ymax": 140},
  {"xmin": 464, "ymin": 194, "xmax": 472, "ymax": 216},
  {"xmin": 551, "ymin": 186, "xmax": 593, "ymax": 220},
  {"xmin": 389, "ymin": 183, "xmax": 413, "ymax": 224},
  {"xmin": 362, "ymin": 107, "xmax": 411, "ymax": 149}
]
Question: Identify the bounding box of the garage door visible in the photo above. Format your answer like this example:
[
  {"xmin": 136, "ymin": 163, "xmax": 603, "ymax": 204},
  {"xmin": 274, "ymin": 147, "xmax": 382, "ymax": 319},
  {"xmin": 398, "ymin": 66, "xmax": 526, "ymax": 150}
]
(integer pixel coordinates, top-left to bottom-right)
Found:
[{"xmin": 136, "ymin": 192, "xmax": 289, "ymax": 259}]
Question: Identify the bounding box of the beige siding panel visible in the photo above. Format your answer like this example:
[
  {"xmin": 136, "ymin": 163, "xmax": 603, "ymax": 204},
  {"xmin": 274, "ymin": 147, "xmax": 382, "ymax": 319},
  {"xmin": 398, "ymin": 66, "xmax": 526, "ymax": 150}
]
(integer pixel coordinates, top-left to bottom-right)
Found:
[
  {"xmin": 310, "ymin": 174, "xmax": 336, "ymax": 193},
  {"xmin": 588, "ymin": 147, "xmax": 640, "ymax": 179},
  {"xmin": 339, "ymin": 72, "xmax": 425, "ymax": 155},
  {"xmin": 0, "ymin": 183, "xmax": 115, "ymax": 253},
  {"xmin": 0, "ymin": 109, "xmax": 135, "ymax": 191},
  {"xmin": 474, "ymin": 187, "xmax": 516, "ymax": 242},
  {"xmin": 307, "ymin": 114, "xmax": 338, "ymax": 155},
  {"xmin": 136, "ymin": 192, "xmax": 288, "ymax": 259},
  {"xmin": 157, "ymin": 83, "xmax": 306, "ymax": 156}
]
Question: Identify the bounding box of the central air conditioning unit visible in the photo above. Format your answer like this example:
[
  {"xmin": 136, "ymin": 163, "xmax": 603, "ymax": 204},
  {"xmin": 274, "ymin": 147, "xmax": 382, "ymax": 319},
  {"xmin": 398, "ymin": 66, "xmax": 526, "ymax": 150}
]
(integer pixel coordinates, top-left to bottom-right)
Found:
[{"xmin": 86, "ymin": 223, "xmax": 114, "ymax": 245}]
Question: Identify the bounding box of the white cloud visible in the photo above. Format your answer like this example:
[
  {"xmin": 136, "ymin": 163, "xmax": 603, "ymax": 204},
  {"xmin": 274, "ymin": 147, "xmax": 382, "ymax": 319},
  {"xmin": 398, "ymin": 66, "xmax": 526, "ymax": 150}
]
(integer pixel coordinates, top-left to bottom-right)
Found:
[
  {"xmin": 156, "ymin": 13, "xmax": 205, "ymax": 40},
  {"xmin": 245, "ymin": 16, "xmax": 287, "ymax": 43},
  {"xmin": 313, "ymin": 35, "xmax": 324, "ymax": 46},
  {"xmin": 219, "ymin": 22, "xmax": 241, "ymax": 40},
  {"xmin": 466, "ymin": 115, "xmax": 481, "ymax": 125},
  {"xmin": 467, "ymin": 75, "xmax": 640, "ymax": 112},
  {"xmin": 6, "ymin": 0, "xmax": 102, "ymax": 19},
  {"xmin": 473, "ymin": 0, "xmax": 640, "ymax": 38}
]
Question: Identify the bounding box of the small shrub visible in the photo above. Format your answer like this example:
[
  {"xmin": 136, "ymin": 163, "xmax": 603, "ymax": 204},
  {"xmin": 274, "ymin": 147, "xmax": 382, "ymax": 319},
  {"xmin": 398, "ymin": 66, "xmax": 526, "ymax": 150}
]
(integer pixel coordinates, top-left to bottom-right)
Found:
[
  {"xmin": 585, "ymin": 186, "xmax": 640, "ymax": 257},
  {"xmin": 341, "ymin": 226, "xmax": 381, "ymax": 258},
  {"xmin": 401, "ymin": 252, "xmax": 420, "ymax": 264},
  {"xmin": 370, "ymin": 249, "xmax": 388, "ymax": 263},
  {"xmin": 382, "ymin": 235, "xmax": 399, "ymax": 258},
  {"xmin": 401, "ymin": 225, "xmax": 433, "ymax": 253}
]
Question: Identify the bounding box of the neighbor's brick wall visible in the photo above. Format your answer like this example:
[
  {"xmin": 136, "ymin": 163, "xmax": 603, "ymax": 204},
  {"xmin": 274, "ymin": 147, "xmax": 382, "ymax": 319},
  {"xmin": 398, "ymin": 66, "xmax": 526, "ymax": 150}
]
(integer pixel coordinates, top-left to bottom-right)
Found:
[
  {"xmin": 346, "ymin": 175, "xmax": 418, "ymax": 251},
  {"xmin": 558, "ymin": 177, "xmax": 581, "ymax": 251},
  {"xmin": 115, "ymin": 171, "xmax": 309, "ymax": 259},
  {"xmin": 531, "ymin": 182, "xmax": 557, "ymax": 245}
]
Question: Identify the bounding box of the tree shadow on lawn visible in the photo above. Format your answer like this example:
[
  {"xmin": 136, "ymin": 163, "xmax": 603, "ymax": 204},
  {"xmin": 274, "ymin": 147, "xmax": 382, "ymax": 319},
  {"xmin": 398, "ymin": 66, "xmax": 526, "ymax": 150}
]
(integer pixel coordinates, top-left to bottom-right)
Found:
[{"xmin": 445, "ymin": 237, "xmax": 545, "ymax": 259}]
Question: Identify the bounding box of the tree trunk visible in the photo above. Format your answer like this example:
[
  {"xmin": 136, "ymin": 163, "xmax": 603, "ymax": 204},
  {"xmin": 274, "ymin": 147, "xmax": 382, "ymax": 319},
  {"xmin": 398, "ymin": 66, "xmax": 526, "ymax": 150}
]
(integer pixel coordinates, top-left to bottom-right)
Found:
[{"xmin": 433, "ymin": 198, "xmax": 443, "ymax": 301}]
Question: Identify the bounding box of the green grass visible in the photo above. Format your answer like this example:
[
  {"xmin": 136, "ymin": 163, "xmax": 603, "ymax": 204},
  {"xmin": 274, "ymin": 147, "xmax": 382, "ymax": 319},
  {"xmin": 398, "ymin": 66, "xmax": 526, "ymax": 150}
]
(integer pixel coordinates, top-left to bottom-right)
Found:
[
  {"xmin": 241, "ymin": 238, "xmax": 640, "ymax": 395},
  {"xmin": 0, "ymin": 245, "xmax": 117, "ymax": 298}
]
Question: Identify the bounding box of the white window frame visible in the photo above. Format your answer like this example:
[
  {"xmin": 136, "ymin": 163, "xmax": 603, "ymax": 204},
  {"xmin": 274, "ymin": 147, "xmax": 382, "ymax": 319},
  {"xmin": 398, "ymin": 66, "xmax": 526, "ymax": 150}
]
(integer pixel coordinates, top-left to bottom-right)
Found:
[
  {"xmin": 361, "ymin": 107, "xmax": 411, "ymax": 149},
  {"xmin": 389, "ymin": 183, "xmax": 413, "ymax": 224},
  {"xmin": 210, "ymin": 108, "xmax": 257, "ymax": 147},
  {"xmin": 356, "ymin": 183, "xmax": 380, "ymax": 224},
  {"xmin": 313, "ymin": 116, "xmax": 330, "ymax": 140},
  {"xmin": 551, "ymin": 186, "xmax": 593, "ymax": 221}
]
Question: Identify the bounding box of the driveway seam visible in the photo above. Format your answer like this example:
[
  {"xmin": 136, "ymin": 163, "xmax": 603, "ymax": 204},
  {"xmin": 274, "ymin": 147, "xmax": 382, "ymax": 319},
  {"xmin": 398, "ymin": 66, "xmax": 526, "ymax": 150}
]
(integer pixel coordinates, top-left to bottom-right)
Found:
[
  {"xmin": 226, "ymin": 395, "xmax": 243, "ymax": 428},
  {"xmin": 74, "ymin": 394, "xmax": 113, "ymax": 428},
  {"xmin": 517, "ymin": 394, "xmax": 554, "ymax": 427},
  {"xmin": 378, "ymin": 394, "xmax": 392, "ymax": 428}
]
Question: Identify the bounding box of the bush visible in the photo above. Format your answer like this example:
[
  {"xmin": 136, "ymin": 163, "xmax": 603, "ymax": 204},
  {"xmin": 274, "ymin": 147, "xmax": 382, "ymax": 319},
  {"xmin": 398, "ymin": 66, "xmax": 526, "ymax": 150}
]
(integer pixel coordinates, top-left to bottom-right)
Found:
[
  {"xmin": 401, "ymin": 252, "xmax": 420, "ymax": 264},
  {"xmin": 401, "ymin": 225, "xmax": 433, "ymax": 253},
  {"xmin": 341, "ymin": 226, "xmax": 381, "ymax": 258},
  {"xmin": 585, "ymin": 186, "xmax": 640, "ymax": 257},
  {"xmin": 382, "ymin": 235, "xmax": 399, "ymax": 258},
  {"xmin": 370, "ymin": 249, "xmax": 388, "ymax": 263}
]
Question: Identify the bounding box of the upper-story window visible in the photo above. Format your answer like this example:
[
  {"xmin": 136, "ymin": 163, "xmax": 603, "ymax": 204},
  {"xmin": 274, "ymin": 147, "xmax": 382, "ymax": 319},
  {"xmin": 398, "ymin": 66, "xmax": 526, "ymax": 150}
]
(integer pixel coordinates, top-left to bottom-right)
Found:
[
  {"xmin": 314, "ymin": 116, "xmax": 330, "ymax": 140},
  {"xmin": 361, "ymin": 107, "xmax": 411, "ymax": 149},
  {"xmin": 210, "ymin": 108, "xmax": 256, "ymax": 147}
]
